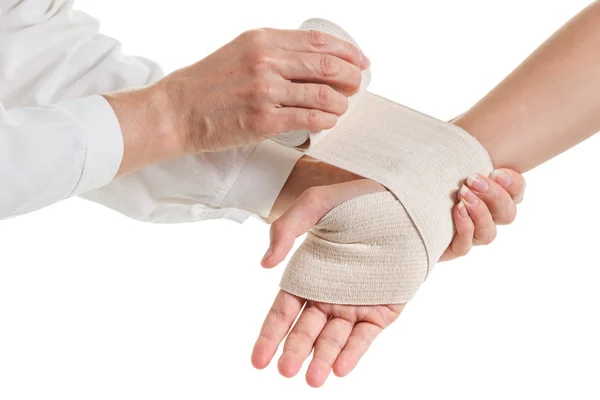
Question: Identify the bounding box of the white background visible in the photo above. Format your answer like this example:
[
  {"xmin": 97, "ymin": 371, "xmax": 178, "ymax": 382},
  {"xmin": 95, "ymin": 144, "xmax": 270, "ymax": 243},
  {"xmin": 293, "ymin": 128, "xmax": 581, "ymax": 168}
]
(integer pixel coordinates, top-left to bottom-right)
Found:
[{"xmin": 1, "ymin": 0, "xmax": 599, "ymax": 399}]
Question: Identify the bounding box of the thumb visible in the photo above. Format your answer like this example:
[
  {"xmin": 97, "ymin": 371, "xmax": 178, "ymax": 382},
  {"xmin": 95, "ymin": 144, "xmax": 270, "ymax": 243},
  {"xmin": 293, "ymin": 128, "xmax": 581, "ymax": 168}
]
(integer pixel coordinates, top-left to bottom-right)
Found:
[{"xmin": 261, "ymin": 179, "xmax": 387, "ymax": 268}]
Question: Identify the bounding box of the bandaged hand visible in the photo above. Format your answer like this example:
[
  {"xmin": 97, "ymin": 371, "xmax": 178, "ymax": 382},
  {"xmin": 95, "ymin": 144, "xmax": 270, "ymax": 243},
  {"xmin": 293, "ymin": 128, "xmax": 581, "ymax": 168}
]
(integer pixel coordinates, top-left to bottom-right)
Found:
[
  {"xmin": 270, "ymin": 157, "xmax": 526, "ymax": 263},
  {"xmin": 252, "ymin": 175, "xmax": 524, "ymax": 386}
]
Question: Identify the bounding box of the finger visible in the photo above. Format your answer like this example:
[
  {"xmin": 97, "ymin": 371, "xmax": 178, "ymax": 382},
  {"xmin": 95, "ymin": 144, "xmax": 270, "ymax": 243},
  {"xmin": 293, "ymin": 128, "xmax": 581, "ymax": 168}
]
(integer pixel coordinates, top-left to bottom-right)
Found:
[
  {"xmin": 332, "ymin": 322, "xmax": 382, "ymax": 378},
  {"xmin": 306, "ymin": 317, "xmax": 354, "ymax": 387},
  {"xmin": 458, "ymin": 185, "xmax": 497, "ymax": 246},
  {"xmin": 262, "ymin": 179, "xmax": 386, "ymax": 268},
  {"xmin": 251, "ymin": 290, "xmax": 304, "ymax": 370},
  {"xmin": 439, "ymin": 201, "xmax": 475, "ymax": 262},
  {"xmin": 280, "ymin": 82, "xmax": 349, "ymax": 116},
  {"xmin": 277, "ymin": 52, "xmax": 362, "ymax": 95},
  {"xmin": 490, "ymin": 168, "xmax": 526, "ymax": 204},
  {"xmin": 268, "ymin": 28, "xmax": 369, "ymax": 69},
  {"xmin": 270, "ymin": 107, "xmax": 339, "ymax": 136},
  {"xmin": 466, "ymin": 174, "xmax": 517, "ymax": 225},
  {"xmin": 278, "ymin": 304, "xmax": 328, "ymax": 378}
]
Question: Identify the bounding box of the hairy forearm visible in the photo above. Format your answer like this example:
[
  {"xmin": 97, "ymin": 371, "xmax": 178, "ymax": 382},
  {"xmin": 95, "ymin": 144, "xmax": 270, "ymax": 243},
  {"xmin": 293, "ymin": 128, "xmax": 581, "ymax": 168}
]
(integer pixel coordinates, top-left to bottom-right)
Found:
[{"xmin": 454, "ymin": 1, "xmax": 600, "ymax": 173}]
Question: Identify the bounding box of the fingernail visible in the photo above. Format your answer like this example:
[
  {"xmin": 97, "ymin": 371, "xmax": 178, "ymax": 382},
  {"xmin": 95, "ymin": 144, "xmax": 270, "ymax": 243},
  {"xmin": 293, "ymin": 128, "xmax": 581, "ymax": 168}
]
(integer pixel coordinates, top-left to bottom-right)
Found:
[
  {"xmin": 457, "ymin": 201, "xmax": 468, "ymax": 219},
  {"xmin": 490, "ymin": 169, "xmax": 512, "ymax": 187},
  {"xmin": 262, "ymin": 245, "xmax": 273, "ymax": 262},
  {"xmin": 460, "ymin": 185, "xmax": 479, "ymax": 205},
  {"xmin": 466, "ymin": 174, "xmax": 489, "ymax": 193}
]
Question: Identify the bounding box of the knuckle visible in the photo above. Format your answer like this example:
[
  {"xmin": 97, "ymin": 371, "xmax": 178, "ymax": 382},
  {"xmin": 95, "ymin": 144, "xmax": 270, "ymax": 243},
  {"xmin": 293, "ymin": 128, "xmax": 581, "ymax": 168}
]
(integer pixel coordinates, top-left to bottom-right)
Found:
[
  {"xmin": 302, "ymin": 187, "xmax": 322, "ymax": 205},
  {"xmin": 351, "ymin": 333, "xmax": 370, "ymax": 347},
  {"xmin": 320, "ymin": 336, "xmax": 344, "ymax": 352},
  {"xmin": 346, "ymin": 42, "xmax": 361, "ymax": 62},
  {"xmin": 249, "ymin": 80, "xmax": 273, "ymax": 99},
  {"xmin": 307, "ymin": 29, "xmax": 327, "ymax": 47},
  {"xmin": 290, "ymin": 328, "xmax": 313, "ymax": 344},
  {"xmin": 317, "ymin": 85, "xmax": 331, "ymax": 104},
  {"xmin": 270, "ymin": 219, "xmax": 283, "ymax": 235},
  {"xmin": 269, "ymin": 306, "xmax": 290, "ymax": 323},
  {"xmin": 307, "ymin": 109, "xmax": 323, "ymax": 131},
  {"xmin": 319, "ymin": 55, "xmax": 339, "ymax": 77},
  {"xmin": 241, "ymin": 28, "xmax": 268, "ymax": 45},
  {"xmin": 248, "ymin": 107, "xmax": 274, "ymax": 134},
  {"xmin": 247, "ymin": 49, "xmax": 274, "ymax": 75},
  {"xmin": 339, "ymin": 65, "xmax": 361, "ymax": 95}
]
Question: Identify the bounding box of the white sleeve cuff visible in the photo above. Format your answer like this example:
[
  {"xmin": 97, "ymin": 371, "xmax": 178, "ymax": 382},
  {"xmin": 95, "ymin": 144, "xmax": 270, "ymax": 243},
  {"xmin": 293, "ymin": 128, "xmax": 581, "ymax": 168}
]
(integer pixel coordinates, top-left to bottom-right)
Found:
[
  {"xmin": 222, "ymin": 140, "xmax": 303, "ymax": 218},
  {"xmin": 59, "ymin": 95, "xmax": 124, "ymax": 195}
]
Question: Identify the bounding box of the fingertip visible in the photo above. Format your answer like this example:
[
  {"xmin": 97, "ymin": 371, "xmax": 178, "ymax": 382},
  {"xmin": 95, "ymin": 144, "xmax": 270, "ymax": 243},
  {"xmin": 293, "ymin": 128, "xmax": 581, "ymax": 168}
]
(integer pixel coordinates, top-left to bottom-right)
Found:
[
  {"xmin": 490, "ymin": 168, "xmax": 512, "ymax": 188},
  {"xmin": 278, "ymin": 354, "xmax": 302, "ymax": 378},
  {"xmin": 306, "ymin": 362, "xmax": 330, "ymax": 388},
  {"xmin": 251, "ymin": 341, "xmax": 271, "ymax": 370},
  {"xmin": 306, "ymin": 373, "xmax": 325, "ymax": 388},
  {"xmin": 360, "ymin": 53, "xmax": 371, "ymax": 70},
  {"xmin": 332, "ymin": 357, "xmax": 352, "ymax": 378}
]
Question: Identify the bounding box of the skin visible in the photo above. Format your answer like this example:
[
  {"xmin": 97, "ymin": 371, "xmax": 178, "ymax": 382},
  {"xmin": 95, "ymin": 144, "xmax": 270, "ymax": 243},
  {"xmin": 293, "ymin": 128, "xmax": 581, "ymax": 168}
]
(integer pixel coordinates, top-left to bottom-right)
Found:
[
  {"xmin": 253, "ymin": 1, "xmax": 600, "ymax": 387},
  {"xmin": 253, "ymin": 173, "xmax": 525, "ymax": 387},
  {"xmin": 103, "ymin": 28, "xmax": 370, "ymax": 175},
  {"xmin": 94, "ymin": 14, "xmax": 525, "ymax": 387}
]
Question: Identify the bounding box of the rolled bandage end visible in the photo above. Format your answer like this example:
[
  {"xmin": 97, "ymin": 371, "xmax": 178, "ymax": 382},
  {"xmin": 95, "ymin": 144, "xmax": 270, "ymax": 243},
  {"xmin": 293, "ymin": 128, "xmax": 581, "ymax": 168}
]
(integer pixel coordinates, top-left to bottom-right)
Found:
[{"xmin": 279, "ymin": 191, "xmax": 428, "ymax": 305}]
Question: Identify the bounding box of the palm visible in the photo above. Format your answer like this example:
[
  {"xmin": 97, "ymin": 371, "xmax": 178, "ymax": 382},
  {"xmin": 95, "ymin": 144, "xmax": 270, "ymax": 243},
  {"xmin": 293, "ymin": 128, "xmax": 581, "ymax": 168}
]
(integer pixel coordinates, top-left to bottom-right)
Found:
[
  {"xmin": 311, "ymin": 300, "xmax": 402, "ymax": 329},
  {"xmin": 251, "ymin": 290, "xmax": 404, "ymax": 387}
]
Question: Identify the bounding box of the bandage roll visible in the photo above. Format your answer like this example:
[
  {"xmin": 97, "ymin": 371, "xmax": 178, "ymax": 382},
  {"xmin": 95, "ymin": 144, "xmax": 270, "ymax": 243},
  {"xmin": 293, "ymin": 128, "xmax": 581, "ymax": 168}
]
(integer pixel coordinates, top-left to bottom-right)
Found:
[
  {"xmin": 278, "ymin": 19, "xmax": 493, "ymax": 305},
  {"xmin": 270, "ymin": 19, "xmax": 371, "ymax": 148}
]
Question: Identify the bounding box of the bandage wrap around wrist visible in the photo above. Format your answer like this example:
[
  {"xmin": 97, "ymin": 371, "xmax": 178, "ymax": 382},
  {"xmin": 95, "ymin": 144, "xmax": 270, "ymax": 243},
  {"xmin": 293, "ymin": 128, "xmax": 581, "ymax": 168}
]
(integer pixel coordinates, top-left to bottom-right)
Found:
[{"xmin": 277, "ymin": 19, "xmax": 494, "ymax": 305}]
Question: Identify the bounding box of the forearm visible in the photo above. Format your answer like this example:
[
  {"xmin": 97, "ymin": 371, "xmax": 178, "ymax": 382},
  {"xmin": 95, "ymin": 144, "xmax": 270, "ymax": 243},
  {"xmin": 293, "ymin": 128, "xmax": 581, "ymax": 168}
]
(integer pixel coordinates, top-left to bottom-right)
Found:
[{"xmin": 454, "ymin": 1, "xmax": 600, "ymax": 173}]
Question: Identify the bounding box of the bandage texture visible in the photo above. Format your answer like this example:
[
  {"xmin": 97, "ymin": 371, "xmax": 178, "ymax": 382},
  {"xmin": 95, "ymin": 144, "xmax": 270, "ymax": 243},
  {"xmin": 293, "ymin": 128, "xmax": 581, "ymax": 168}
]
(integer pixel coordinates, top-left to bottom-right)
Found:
[
  {"xmin": 280, "ymin": 192, "xmax": 427, "ymax": 305},
  {"xmin": 278, "ymin": 20, "xmax": 494, "ymax": 305}
]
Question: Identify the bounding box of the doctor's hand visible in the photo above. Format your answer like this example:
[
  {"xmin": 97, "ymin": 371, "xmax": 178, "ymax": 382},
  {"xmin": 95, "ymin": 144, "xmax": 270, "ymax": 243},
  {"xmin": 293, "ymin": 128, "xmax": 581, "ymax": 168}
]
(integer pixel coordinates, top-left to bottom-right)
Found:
[{"xmin": 104, "ymin": 29, "xmax": 369, "ymax": 175}]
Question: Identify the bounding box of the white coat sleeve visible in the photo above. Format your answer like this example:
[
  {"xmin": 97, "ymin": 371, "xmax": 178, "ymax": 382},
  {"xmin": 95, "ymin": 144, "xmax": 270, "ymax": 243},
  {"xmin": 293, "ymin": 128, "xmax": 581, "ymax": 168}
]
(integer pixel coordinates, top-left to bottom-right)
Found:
[{"xmin": 0, "ymin": 0, "xmax": 301, "ymax": 222}]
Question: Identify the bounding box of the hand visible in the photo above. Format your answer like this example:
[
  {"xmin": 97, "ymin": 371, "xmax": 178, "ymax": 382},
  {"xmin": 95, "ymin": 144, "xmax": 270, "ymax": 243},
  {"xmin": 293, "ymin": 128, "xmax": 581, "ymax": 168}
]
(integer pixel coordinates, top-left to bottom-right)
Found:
[
  {"xmin": 107, "ymin": 29, "xmax": 369, "ymax": 175},
  {"xmin": 254, "ymin": 180, "xmax": 403, "ymax": 387},
  {"xmin": 269, "ymin": 157, "xmax": 526, "ymax": 262},
  {"xmin": 441, "ymin": 168, "xmax": 526, "ymax": 261},
  {"xmin": 252, "ymin": 289, "xmax": 403, "ymax": 388},
  {"xmin": 253, "ymin": 170, "xmax": 525, "ymax": 386}
]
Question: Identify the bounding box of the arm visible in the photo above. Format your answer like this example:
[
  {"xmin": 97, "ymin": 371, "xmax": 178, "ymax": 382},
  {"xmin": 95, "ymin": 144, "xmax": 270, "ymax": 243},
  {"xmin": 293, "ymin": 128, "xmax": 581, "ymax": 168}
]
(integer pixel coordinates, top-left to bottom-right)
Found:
[
  {"xmin": 0, "ymin": 0, "xmax": 366, "ymax": 221},
  {"xmin": 454, "ymin": 0, "xmax": 600, "ymax": 172},
  {"xmin": 252, "ymin": 2, "xmax": 600, "ymax": 387}
]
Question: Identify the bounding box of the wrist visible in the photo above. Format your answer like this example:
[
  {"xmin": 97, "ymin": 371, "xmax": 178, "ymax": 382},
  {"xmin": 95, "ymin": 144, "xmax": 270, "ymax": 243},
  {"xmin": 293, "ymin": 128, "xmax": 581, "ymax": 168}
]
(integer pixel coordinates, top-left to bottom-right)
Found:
[
  {"xmin": 103, "ymin": 83, "xmax": 184, "ymax": 176},
  {"xmin": 268, "ymin": 155, "xmax": 361, "ymax": 222}
]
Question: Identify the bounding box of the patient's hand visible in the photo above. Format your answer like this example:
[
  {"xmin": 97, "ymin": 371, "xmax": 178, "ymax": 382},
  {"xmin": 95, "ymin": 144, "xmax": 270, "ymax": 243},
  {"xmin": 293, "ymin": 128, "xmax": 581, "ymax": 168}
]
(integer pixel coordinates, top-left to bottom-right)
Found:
[
  {"xmin": 270, "ymin": 157, "xmax": 526, "ymax": 263},
  {"xmin": 441, "ymin": 168, "xmax": 526, "ymax": 261},
  {"xmin": 255, "ymin": 180, "xmax": 399, "ymax": 387},
  {"xmin": 252, "ymin": 173, "xmax": 525, "ymax": 385}
]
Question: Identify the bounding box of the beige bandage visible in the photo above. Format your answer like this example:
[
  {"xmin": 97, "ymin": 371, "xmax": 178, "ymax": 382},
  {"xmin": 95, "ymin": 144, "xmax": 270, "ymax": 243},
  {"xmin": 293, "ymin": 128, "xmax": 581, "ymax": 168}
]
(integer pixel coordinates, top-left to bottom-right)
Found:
[{"xmin": 277, "ymin": 19, "xmax": 494, "ymax": 305}]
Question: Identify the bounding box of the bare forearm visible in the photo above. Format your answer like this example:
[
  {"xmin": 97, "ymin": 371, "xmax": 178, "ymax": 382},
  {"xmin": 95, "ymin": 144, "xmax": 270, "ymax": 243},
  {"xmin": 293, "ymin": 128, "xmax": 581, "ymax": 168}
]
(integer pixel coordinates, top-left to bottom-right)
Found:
[{"xmin": 454, "ymin": 1, "xmax": 600, "ymax": 172}]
